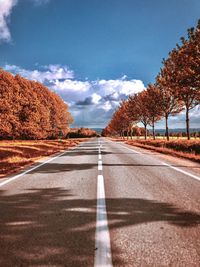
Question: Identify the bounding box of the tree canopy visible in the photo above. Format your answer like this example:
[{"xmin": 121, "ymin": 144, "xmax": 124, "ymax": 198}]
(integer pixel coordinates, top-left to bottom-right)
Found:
[{"xmin": 0, "ymin": 69, "xmax": 73, "ymax": 139}]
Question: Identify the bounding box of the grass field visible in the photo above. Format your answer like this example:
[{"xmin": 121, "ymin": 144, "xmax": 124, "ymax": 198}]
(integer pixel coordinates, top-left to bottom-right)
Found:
[{"xmin": 0, "ymin": 139, "xmax": 85, "ymax": 178}]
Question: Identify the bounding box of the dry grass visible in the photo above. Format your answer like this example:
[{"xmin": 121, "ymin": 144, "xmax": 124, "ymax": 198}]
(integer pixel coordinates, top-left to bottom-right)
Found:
[
  {"xmin": 125, "ymin": 139, "xmax": 200, "ymax": 163},
  {"xmin": 0, "ymin": 139, "xmax": 86, "ymax": 178}
]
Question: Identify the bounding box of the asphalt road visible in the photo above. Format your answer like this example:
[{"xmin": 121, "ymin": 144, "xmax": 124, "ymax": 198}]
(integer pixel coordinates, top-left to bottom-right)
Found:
[{"xmin": 0, "ymin": 138, "xmax": 199, "ymax": 267}]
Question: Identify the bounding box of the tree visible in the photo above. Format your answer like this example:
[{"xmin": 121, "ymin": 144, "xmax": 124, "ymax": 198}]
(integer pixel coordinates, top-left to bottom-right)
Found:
[
  {"xmin": 145, "ymin": 84, "xmax": 163, "ymax": 140},
  {"xmin": 0, "ymin": 70, "xmax": 21, "ymax": 139},
  {"xmin": 156, "ymin": 69, "xmax": 183, "ymax": 141},
  {"xmin": 162, "ymin": 20, "xmax": 200, "ymax": 139},
  {"xmin": 134, "ymin": 92, "xmax": 150, "ymax": 140},
  {"xmin": 0, "ymin": 69, "xmax": 73, "ymax": 140},
  {"xmin": 126, "ymin": 95, "xmax": 140, "ymax": 139}
]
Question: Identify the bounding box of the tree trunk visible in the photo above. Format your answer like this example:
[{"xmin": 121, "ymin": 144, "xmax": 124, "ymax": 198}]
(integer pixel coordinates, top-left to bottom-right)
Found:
[
  {"xmin": 144, "ymin": 124, "xmax": 147, "ymax": 140},
  {"xmin": 186, "ymin": 107, "xmax": 190, "ymax": 140},
  {"xmin": 165, "ymin": 114, "xmax": 169, "ymax": 141},
  {"xmin": 131, "ymin": 128, "xmax": 133, "ymax": 139},
  {"xmin": 152, "ymin": 119, "xmax": 155, "ymax": 140}
]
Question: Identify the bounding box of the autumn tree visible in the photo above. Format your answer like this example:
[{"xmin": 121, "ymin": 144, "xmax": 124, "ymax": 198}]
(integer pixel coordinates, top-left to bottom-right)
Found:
[
  {"xmin": 131, "ymin": 92, "xmax": 150, "ymax": 140},
  {"xmin": 162, "ymin": 20, "xmax": 200, "ymax": 139},
  {"xmin": 0, "ymin": 70, "xmax": 21, "ymax": 139},
  {"xmin": 156, "ymin": 67, "xmax": 184, "ymax": 141},
  {"xmin": 144, "ymin": 84, "xmax": 163, "ymax": 140},
  {"xmin": 126, "ymin": 95, "xmax": 140, "ymax": 139},
  {"xmin": 0, "ymin": 69, "xmax": 73, "ymax": 140},
  {"xmin": 105, "ymin": 101, "xmax": 130, "ymax": 138}
]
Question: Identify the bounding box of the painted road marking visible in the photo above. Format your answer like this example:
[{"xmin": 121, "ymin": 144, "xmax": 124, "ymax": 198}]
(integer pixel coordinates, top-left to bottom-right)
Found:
[
  {"xmin": 109, "ymin": 138, "xmax": 200, "ymax": 182},
  {"xmin": 98, "ymin": 160, "xmax": 103, "ymax": 171},
  {"xmin": 161, "ymin": 162, "xmax": 200, "ymax": 182},
  {"xmin": 99, "ymin": 154, "xmax": 102, "ymax": 160},
  {"xmin": 94, "ymin": 175, "xmax": 113, "ymax": 267},
  {"xmin": 118, "ymin": 143, "xmax": 141, "ymax": 154},
  {"xmin": 0, "ymin": 145, "xmax": 79, "ymax": 188}
]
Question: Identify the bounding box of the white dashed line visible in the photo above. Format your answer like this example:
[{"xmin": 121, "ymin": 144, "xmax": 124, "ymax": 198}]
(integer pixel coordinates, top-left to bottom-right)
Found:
[
  {"xmin": 94, "ymin": 174, "xmax": 113, "ymax": 267},
  {"xmin": 98, "ymin": 160, "xmax": 103, "ymax": 171}
]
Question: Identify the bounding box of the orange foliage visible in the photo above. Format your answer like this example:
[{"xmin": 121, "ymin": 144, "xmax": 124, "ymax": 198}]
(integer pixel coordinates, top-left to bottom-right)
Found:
[
  {"xmin": 0, "ymin": 69, "xmax": 73, "ymax": 139},
  {"xmin": 68, "ymin": 128, "xmax": 97, "ymax": 138}
]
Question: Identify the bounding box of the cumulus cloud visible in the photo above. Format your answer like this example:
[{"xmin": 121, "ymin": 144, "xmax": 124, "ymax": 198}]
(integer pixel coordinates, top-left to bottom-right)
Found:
[
  {"xmin": 94, "ymin": 78, "xmax": 145, "ymax": 97},
  {"xmin": 0, "ymin": 0, "xmax": 17, "ymax": 42},
  {"xmin": 53, "ymin": 79, "xmax": 90, "ymax": 92},
  {"xmin": 4, "ymin": 64, "xmax": 74, "ymax": 82},
  {"xmin": 51, "ymin": 75, "xmax": 146, "ymax": 126}
]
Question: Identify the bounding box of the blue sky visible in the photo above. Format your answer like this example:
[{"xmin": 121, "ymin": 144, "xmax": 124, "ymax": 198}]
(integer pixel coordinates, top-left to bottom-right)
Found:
[{"xmin": 0, "ymin": 0, "xmax": 200, "ymax": 128}]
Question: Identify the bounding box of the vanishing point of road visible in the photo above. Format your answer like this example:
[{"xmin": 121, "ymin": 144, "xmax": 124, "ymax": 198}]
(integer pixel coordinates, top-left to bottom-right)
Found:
[{"xmin": 0, "ymin": 138, "xmax": 199, "ymax": 267}]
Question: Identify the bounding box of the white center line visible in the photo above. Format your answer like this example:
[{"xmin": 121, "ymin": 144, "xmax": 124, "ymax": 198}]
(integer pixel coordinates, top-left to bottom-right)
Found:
[
  {"xmin": 98, "ymin": 160, "xmax": 103, "ymax": 171},
  {"xmin": 99, "ymin": 154, "xmax": 102, "ymax": 160},
  {"xmin": 94, "ymin": 175, "xmax": 113, "ymax": 267}
]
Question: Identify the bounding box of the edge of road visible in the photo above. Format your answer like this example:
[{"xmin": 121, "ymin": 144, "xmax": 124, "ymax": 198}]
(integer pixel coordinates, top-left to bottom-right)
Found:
[
  {"xmin": 0, "ymin": 140, "xmax": 89, "ymax": 188},
  {"xmin": 105, "ymin": 138, "xmax": 200, "ymax": 182}
]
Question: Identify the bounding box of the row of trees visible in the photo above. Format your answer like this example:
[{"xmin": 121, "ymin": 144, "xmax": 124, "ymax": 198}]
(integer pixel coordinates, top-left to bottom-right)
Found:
[
  {"xmin": 68, "ymin": 128, "xmax": 97, "ymax": 138},
  {"xmin": 0, "ymin": 69, "xmax": 73, "ymax": 139},
  {"xmin": 103, "ymin": 20, "xmax": 200, "ymax": 140}
]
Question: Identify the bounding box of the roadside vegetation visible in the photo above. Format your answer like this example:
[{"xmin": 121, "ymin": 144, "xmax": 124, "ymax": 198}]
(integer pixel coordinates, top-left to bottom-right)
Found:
[
  {"xmin": 102, "ymin": 20, "xmax": 200, "ymax": 141},
  {"xmin": 0, "ymin": 139, "xmax": 87, "ymax": 178},
  {"xmin": 126, "ymin": 139, "xmax": 200, "ymax": 163},
  {"xmin": 68, "ymin": 128, "xmax": 97, "ymax": 138}
]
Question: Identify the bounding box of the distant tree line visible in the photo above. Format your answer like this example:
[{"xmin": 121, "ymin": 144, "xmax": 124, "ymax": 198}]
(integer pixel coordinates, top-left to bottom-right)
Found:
[
  {"xmin": 0, "ymin": 69, "xmax": 73, "ymax": 139},
  {"xmin": 67, "ymin": 128, "xmax": 97, "ymax": 138},
  {"xmin": 103, "ymin": 19, "xmax": 200, "ymax": 140}
]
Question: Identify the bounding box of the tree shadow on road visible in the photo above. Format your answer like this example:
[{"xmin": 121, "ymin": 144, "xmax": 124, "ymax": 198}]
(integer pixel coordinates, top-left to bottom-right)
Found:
[
  {"xmin": 0, "ymin": 188, "xmax": 199, "ymax": 266},
  {"xmin": 30, "ymin": 163, "xmax": 97, "ymax": 174}
]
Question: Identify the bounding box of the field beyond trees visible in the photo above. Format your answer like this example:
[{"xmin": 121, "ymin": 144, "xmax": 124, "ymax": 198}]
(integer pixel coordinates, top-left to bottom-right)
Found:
[{"xmin": 0, "ymin": 139, "xmax": 84, "ymax": 178}]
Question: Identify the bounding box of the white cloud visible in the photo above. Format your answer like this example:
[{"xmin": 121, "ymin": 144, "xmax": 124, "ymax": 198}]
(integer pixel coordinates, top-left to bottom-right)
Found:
[
  {"xmin": 91, "ymin": 93, "xmax": 101, "ymax": 104},
  {"xmin": 4, "ymin": 64, "xmax": 74, "ymax": 82},
  {"xmin": 93, "ymin": 78, "xmax": 145, "ymax": 97},
  {"xmin": 0, "ymin": 0, "xmax": 17, "ymax": 42},
  {"xmin": 53, "ymin": 79, "xmax": 90, "ymax": 92},
  {"xmin": 101, "ymin": 101, "xmax": 112, "ymax": 112}
]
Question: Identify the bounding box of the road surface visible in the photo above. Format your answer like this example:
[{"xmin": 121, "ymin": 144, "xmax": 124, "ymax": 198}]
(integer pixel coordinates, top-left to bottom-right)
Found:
[{"xmin": 0, "ymin": 138, "xmax": 199, "ymax": 267}]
